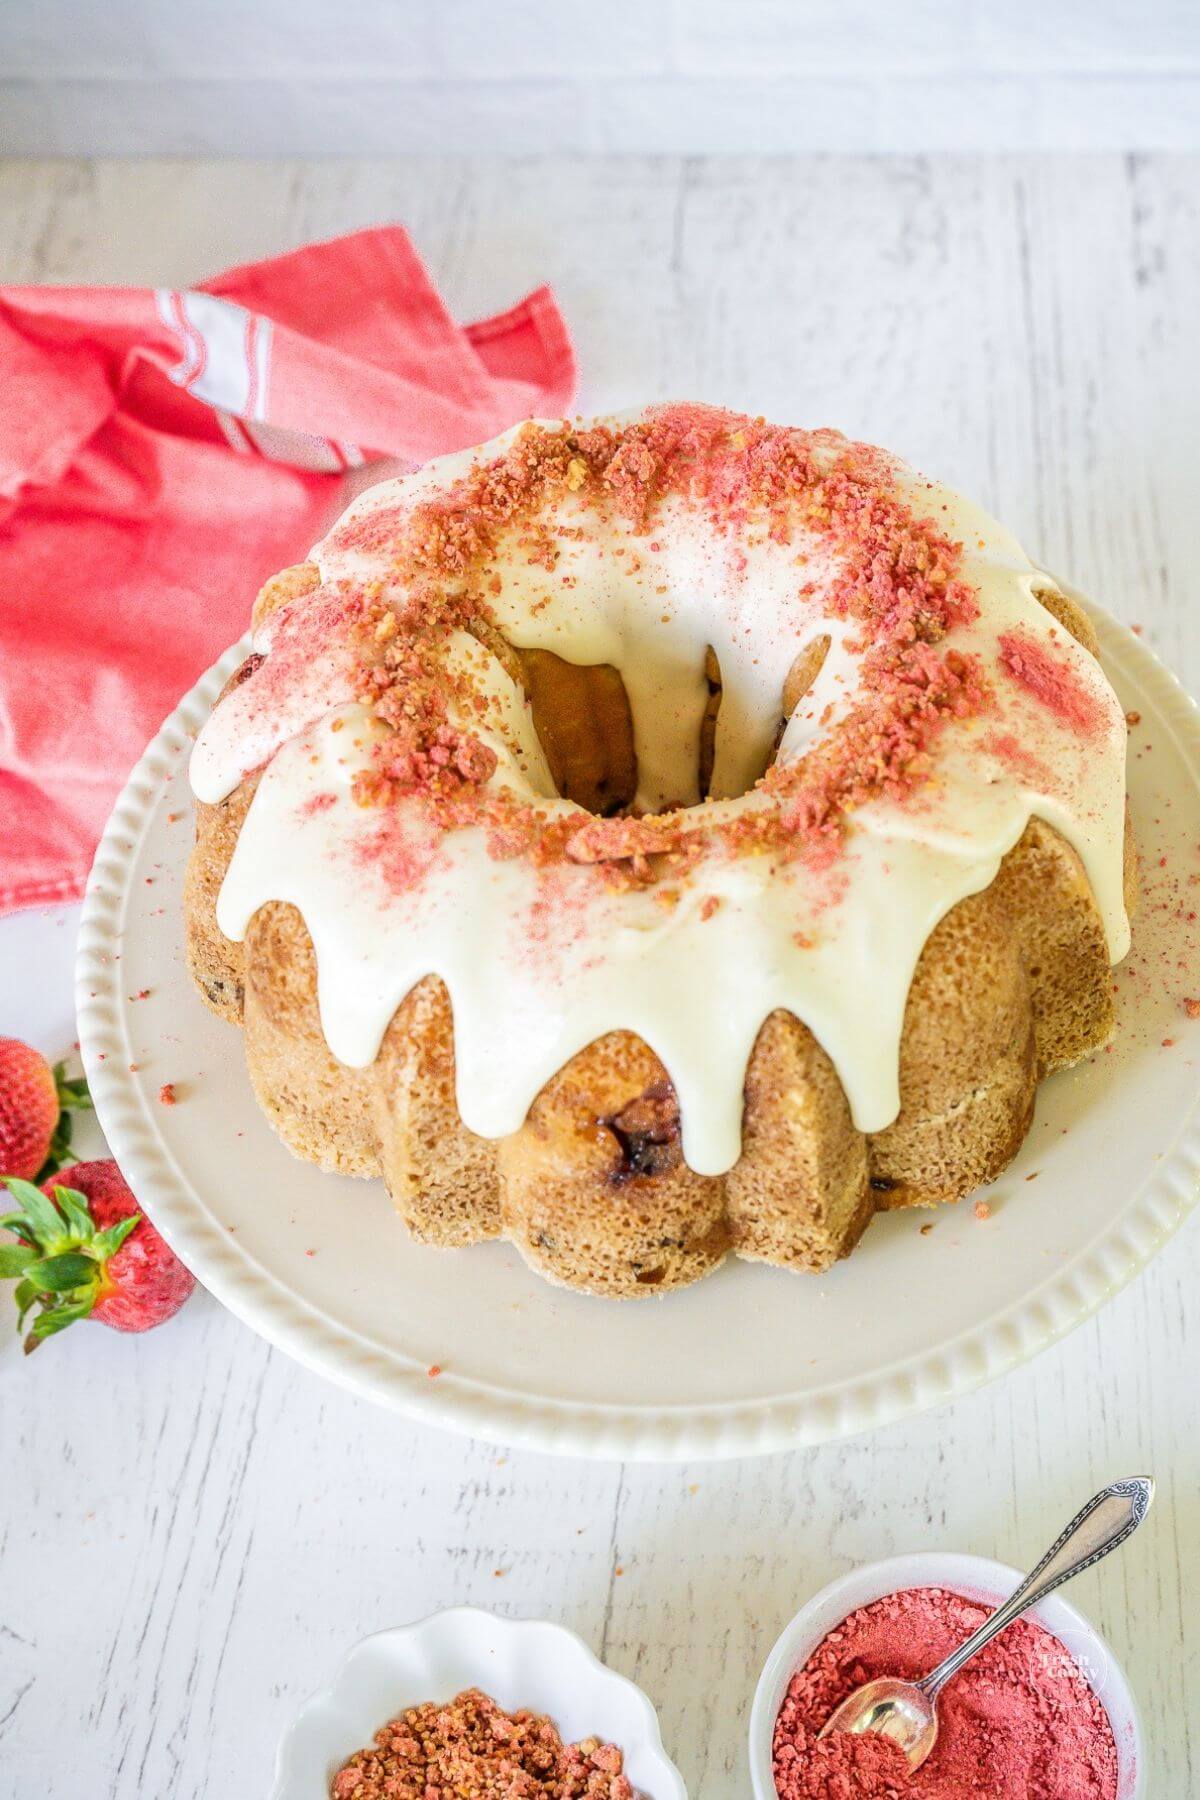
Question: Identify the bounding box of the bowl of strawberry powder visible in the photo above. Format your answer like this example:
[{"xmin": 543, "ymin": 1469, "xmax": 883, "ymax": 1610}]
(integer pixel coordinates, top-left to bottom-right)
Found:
[{"xmin": 749, "ymin": 1554, "xmax": 1143, "ymax": 1800}]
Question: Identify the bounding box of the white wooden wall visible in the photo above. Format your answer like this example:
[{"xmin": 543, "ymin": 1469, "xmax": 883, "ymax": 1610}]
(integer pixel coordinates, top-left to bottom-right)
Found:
[{"xmin": 3, "ymin": 0, "xmax": 1200, "ymax": 155}]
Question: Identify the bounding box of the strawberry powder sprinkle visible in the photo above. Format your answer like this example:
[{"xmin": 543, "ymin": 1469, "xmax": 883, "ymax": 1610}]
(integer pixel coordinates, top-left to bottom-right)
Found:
[
  {"xmin": 997, "ymin": 630, "xmax": 1107, "ymax": 739},
  {"xmin": 772, "ymin": 1587, "xmax": 1119, "ymax": 1800}
]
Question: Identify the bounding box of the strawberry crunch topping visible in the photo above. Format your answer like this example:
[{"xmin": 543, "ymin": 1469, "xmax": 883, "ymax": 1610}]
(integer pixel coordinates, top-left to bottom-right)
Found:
[
  {"xmin": 300, "ymin": 406, "xmax": 997, "ymax": 889},
  {"xmin": 330, "ymin": 1688, "xmax": 634, "ymax": 1800}
]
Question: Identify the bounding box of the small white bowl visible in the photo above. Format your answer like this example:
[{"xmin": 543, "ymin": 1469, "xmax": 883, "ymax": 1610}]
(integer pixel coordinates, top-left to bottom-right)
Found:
[
  {"xmin": 749, "ymin": 1553, "xmax": 1144, "ymax": 1800},
  {"xmin": 270, "ymin": 1607, "xmax": 688, "ymax": 1800}
]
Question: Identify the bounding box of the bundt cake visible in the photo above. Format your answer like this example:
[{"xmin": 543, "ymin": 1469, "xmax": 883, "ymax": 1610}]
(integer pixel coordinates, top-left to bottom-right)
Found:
[{"xmin": 185, "ymin": 405, "xmax": 1136, "ymax": 1297}]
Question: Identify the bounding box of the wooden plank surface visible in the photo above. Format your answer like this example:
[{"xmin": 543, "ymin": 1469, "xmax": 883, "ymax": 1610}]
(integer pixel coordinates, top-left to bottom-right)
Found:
[{"xmin": 0, "ymin": 154, "xmax": 1197, "ymax": 1798}]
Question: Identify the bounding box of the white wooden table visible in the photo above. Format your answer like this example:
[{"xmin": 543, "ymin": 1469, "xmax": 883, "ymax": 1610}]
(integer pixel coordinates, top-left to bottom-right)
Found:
[{"xmin": 1, "ymin": 155, "xmax": 1197, "ymax": 1798}]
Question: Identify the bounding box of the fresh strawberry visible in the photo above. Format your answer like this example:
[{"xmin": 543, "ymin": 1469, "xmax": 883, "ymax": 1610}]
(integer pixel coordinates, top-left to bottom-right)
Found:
[
  {"xmin": 0, "ymin": 1037, "xmax": 92, "ymax": 1182},
  {"xmin": 0, "ymin": 1159, "xmax": 195, "ymax": 1351}
]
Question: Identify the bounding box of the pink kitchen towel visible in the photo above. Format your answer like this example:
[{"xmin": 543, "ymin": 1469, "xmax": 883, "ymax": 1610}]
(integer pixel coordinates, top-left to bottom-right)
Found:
[{"xmin": 0, "ymin": 226, "xmax": 576, "ymax": 915}]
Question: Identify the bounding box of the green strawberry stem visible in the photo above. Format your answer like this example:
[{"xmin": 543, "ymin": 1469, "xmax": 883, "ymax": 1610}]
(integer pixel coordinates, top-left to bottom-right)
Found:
[
  {"xmin": 34, "ymin": 1064, "xmax": 94, "ymax": 1185},
  {"xmin": 1, "ymin": 1175, "xmax": 139, "ymax": 1353}
]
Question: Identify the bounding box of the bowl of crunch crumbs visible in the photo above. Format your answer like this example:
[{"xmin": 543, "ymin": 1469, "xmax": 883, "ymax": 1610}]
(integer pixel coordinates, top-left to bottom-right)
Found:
[
  {"xmin": 270, "ymin": 1607, "xmax": 688, "ymax": 1800},
  {"xmin": 748, "ymin": 1553, "xmax": 1143, "ymax": 1800}
]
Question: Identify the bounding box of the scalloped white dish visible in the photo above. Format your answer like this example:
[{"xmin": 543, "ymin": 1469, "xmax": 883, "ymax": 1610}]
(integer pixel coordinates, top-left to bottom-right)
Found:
[
  {"xmin": 270, "ymin": 1608, "xmax": 687, "ymax": 1800},
  {"xmin": 77, "ymin": 598, "xmax": 1200, "ymax": 1460}
]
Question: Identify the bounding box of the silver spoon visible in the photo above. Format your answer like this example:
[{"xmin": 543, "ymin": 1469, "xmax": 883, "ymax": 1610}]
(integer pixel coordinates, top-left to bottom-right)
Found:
[{"xmin": 818, "ymin": 1477, "xmax": 1154, "ymax": 1772}]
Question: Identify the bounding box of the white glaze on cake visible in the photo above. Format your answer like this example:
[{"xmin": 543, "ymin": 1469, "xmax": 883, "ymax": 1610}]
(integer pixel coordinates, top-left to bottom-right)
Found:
[{"xmin": 190, "ymin": 410, "xmax": 1130, "ymax": 1177}]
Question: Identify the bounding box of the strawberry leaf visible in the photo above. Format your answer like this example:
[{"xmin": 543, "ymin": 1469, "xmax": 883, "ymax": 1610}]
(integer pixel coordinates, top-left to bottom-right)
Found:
[
  {"xmin": 33, "ymin": 1068, "xmax": 93, "ymax": 1182},
  {"xmin": 91, "ymin": 1215, "xmax": 140, "ymax": 1261},
  {"xmin": 2, "ymin": 1177, "xmax": 49, "ymax": 1211},
  {"xmin": 0, "ymin": 1244, "xmax": 37, "ymax": 1278},
  {"xmin": 0, "ymin": 1213, "xmax": 38, "ymax": 1245},
  {"xmin": 13, "ymin": 1276, "xmax": 38, "ymax": 1328},
  {"xmin": 49, "ymin": 1184, "xmax": 95, "ymax": 1241},
  {"xmin": 24, "ymin": 1297, "xmax": 94, "ymax": 1353},
  {"xmin": 1, "ymin": 1178, "xmax": 68, "ymax": 1249},
  {"xmin": 27, "ymin": 1251, "xmax": 97, "ymax": 1293},
  {"xmin": 52, "ymin": 1064, "xmax": 93, "ymax": 1112},
  {"xmin": 39, "ymin": 1115, "xmax": 74, "ymax": 1183}
]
